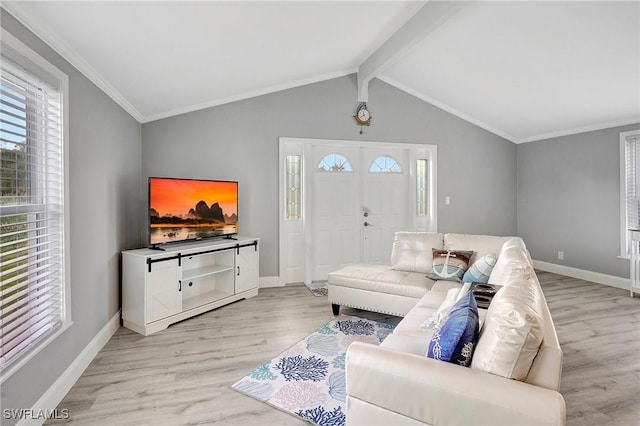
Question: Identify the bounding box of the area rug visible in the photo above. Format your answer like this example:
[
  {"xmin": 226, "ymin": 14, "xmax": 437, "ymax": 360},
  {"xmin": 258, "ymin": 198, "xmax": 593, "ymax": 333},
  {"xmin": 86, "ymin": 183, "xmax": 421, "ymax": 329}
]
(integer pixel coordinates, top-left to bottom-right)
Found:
[
  {"xmin": 305, "ymin": 280, "xmax": 328, "ymax": 297},
  {"xmin": 231, "ymin": 315, "xmax": 394, "ymax": 426}
]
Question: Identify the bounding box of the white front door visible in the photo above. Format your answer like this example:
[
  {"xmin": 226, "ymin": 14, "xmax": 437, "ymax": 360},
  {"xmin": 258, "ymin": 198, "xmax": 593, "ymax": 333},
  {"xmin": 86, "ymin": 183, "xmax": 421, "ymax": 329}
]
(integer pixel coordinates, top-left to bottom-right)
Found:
[
  {"xmin": 279, "ymin": 138, "xmax": 437, "ymax": 285},
  {"xmin": 361, "ymin": 148, "xmax": 411, "ymax": 263},
  {"xmin": 309, "ymin": 146, "xmax": 360, "ymax": 282}
]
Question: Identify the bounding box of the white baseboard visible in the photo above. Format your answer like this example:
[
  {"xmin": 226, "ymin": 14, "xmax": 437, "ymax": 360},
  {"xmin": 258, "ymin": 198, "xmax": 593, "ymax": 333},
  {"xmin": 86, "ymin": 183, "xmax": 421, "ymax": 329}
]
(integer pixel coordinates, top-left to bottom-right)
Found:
[
  {"xmin": 18, "ymin": 311, "xmax": 121, "ymax": 426},
  {"xmin": 533, "ymin": 260, "xmax": 629, "ymax": 291},
  {"xmin": 259, "ymin": 276, "xmax": 283, "ymax": 288}
]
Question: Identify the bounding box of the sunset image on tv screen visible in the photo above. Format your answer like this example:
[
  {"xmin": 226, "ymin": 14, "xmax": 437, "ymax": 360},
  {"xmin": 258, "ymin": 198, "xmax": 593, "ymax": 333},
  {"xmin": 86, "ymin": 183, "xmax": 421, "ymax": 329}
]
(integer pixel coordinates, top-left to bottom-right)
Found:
[{"xmin": 149, "ymin": 178, "xmax": 238, "ymax": 244}]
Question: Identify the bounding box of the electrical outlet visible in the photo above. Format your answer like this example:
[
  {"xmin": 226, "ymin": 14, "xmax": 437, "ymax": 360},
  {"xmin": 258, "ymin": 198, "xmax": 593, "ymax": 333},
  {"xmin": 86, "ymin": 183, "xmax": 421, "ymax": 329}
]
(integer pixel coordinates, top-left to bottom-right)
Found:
[
  {"xmin": 558, "ymin": 251, "xmax": 564, "ymax": 260},
  {"xmin": 445, "ymin": 196, "xmax": 451, "ymax": 205}
]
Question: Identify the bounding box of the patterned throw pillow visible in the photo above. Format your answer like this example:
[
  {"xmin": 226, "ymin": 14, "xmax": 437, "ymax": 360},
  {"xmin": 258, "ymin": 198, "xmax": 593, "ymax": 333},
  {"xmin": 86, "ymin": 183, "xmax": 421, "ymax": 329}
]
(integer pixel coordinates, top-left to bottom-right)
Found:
[
  {"xmin": 463, "ymin": 253, "xmax": 498, "ymax": 283},
  {"xmin": 426, "ymin": 292, "xmax": 479, "ymax": 367},
  {"xmin": 426, "ymin": 249, "xmax": 473, "ymax": 282}
]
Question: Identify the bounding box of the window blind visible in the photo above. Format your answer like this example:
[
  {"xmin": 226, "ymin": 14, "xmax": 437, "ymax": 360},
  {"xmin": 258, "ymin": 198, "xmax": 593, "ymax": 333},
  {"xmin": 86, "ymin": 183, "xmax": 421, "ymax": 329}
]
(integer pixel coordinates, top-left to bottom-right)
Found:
[
  {"xmin": 625, "ymin": 135, "xmax": 640, "ymax": 227},
  {"xmin": 0, "ymin": 55, "xmax": 66, "ymax": 370}
]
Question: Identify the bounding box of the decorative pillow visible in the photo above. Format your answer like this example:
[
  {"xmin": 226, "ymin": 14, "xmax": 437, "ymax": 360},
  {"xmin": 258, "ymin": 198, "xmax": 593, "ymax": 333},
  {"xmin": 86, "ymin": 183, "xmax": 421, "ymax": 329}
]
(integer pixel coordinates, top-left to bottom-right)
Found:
[
  {"xmin": 463, "ymin": 253, "xmax": 498, "ymax": 283},
  {"xmin": 420, "ymin": 288, "xmax": 461, "ymax": 331},
  {"xmin": 426, "ymin": 292, "xmax": 479, "ymax": 366},
  {"xmin": 426, "ymin": 249, "xmax": 473, "ymax": 282}
]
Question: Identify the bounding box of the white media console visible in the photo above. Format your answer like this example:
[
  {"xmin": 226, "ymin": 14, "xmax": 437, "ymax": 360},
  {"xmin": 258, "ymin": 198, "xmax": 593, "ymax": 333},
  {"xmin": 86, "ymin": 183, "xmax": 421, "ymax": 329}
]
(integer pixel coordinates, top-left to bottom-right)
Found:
[{"xmin": 122, "ymin": 236, "xmax": 259, "ymax": 335}]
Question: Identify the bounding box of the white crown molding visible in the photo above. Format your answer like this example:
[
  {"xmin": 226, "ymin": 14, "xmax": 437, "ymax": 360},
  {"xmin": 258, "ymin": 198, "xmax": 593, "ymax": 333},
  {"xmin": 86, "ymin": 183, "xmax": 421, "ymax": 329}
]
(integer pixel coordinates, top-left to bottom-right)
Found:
[
  {"xmin": 517, "ymin": 119, "xmax": 640, "ymax": 144},
  {"xmin": 533, "ymin": 259, "xmax": 629, "ymax": 291},
  {"xmin": 377, "ymin": 74, "xmax": 518, "ymax": 143},
  {"xmin": 2, "ymin": 3, "xmax": 357, "ymax": 125},
  {"xmin": 378, "ymin": 74, "xmax": 640, "ymax": 145},
  {"xmin": 2, "ymin": 2, "xmax": 145, "ymax": 123},
  {"xmin": 142, "ymin": 69, "xmax": 356, "ymax": 123},
  {"xmin": 17, "ymin": 311, "xmax": 121, "ymax": 426}
]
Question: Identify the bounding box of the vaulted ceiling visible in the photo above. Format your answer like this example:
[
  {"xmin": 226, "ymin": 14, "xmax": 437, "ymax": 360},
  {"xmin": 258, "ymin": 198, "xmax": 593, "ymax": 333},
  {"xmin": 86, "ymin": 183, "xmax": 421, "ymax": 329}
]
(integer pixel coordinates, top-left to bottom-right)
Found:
[{"xmin": 3, "ymin": 1, "xmax": 639, "ymax": 143}]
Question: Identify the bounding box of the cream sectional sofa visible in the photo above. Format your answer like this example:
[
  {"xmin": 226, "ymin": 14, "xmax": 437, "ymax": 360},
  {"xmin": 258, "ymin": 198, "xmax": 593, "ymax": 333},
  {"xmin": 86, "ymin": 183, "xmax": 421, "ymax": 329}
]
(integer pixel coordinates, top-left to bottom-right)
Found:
[{"xmin": 327, "ymin": 232, "xmax": 566, "ymax": 426}]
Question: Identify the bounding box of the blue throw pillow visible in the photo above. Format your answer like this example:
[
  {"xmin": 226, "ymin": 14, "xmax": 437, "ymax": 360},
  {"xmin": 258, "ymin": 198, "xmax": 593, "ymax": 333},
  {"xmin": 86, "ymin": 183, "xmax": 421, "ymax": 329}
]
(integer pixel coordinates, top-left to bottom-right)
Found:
[
  {"xmin": 427, "ymin": 292, "xmax": 479, "ymax": 366},
  {"xmin": 462, "ymin": 253, "xmax": 498, "ymax": 283}
]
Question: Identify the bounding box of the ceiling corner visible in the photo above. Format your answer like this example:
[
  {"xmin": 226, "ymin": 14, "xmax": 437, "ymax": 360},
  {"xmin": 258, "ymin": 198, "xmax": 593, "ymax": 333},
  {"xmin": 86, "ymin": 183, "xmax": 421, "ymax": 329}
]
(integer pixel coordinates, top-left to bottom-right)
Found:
[{"xmin": 2, "ymin": 1, "xmax": 145, "ymax": 123}]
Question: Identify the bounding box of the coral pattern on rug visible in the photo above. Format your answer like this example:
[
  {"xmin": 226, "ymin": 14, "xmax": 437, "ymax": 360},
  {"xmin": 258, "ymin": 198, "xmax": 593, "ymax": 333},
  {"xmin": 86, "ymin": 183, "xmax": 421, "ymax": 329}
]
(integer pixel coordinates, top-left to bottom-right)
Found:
[{"xmin": 231, "ymin": 315, "xmax": 394, "ymax": 426}]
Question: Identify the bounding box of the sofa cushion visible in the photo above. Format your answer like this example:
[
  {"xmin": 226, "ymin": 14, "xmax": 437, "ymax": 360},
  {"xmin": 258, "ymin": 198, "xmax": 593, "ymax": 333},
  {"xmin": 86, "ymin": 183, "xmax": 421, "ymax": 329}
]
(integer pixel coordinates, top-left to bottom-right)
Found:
[
  {"xmin": 426, "ymin": 249, "xmax": 473, "ymax": 282},
  {"xmin": 427, "ymin": 292, "xmax": 479, "ymax": 367},
  {"xmin": 414, "ymin": 282, "xmax": 461, "ymax": 310},
  {"xmin": 328, "ymin": 263, "xmax": 435, "ymax": 298},
  {"xmin": 488, "ymin": 246, "xmax": 534, "ymax": 285},
  {"xmin": 471, "ymin": 278, "xmax": 544, "ymax": 380},
  {"xmin": 393, "ymin": 304, "xmax": 440, "ymax": 340},
  {"xmin": 463, "ymin": 253, "xmax": 497, "ymax": 283},
  {"xmin": 391, "ymin": 232, "xmax": 444, "ymax": 273},
  {"xmin": 444, "ymin": 234, "xmax": 513, "ymax": 265}
]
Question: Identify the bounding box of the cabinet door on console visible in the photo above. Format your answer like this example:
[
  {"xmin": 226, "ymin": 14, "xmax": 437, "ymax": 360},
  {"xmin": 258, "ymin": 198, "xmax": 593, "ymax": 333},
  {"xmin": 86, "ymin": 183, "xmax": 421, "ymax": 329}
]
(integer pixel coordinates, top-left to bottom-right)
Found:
[
  {"xmin": 236, "ymin": 245, "xmax": 258, "ymax": 293},
  {"xmin": 147, "ymin": 259, "xmax": 181, "ymax": 322}
]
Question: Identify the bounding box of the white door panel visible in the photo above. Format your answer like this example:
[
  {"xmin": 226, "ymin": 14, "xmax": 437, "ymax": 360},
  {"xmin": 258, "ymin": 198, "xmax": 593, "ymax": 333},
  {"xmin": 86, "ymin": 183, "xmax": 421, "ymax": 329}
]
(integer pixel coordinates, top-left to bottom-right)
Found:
[
  {"xmin": 362, "ymin": 148, "xmax": 410, "ymax": 263},
  {"xmin": 310, "ymin": 146, "xmax": 360, "ymax": 281}
]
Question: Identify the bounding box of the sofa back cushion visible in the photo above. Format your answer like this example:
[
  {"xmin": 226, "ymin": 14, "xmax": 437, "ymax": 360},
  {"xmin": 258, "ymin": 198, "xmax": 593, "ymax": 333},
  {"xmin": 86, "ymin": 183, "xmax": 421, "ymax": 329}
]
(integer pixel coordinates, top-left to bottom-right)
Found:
[
  {"xmin": 488, "ymin": 244, "xmax": 534, "ymax": 285},
  {"xmin": 444, "ymin": 234, "xmax": 515, "ymax": 265},
  {"xmin": 391, "ymin": 232, "xmax": 444, "ymax": 273},
  {"xmin": 470, "ymin": 277, "xmax": 544, "ymax": 381}
]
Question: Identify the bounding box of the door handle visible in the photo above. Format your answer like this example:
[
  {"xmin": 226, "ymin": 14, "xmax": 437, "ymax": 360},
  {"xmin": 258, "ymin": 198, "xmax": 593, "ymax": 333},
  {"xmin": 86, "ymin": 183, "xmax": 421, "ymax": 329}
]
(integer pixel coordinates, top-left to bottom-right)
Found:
[{"xmin": 363, "ymin": 222, "xmax": 374, "ymax": 227}]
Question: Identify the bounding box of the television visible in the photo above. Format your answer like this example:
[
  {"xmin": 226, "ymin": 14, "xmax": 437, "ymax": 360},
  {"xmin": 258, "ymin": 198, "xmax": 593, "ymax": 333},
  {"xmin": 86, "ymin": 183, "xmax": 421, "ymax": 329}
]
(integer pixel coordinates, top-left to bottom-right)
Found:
[{"xmin": 148, "ymin": 177, "xmax": 238, "ymax": 246}]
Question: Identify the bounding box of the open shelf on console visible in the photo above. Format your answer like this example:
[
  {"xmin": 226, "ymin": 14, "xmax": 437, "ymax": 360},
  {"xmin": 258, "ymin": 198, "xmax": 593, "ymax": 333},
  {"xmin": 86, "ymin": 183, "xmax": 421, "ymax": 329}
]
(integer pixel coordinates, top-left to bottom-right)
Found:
[
  {"xmin": 182, "ymin": 290, "xmax": 234, "ymax": 311},
  {"xmin": 182, "ymin": 264, "xmax": 233, "ymax": 281}
]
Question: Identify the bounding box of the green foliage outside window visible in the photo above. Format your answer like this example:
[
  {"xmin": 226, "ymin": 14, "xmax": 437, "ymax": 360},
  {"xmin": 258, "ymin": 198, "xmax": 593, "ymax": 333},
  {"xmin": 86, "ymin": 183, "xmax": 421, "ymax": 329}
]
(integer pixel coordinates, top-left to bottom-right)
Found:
[{"xmin": 1, "ymin": 146, "xmax": 29, "ymax": 298}]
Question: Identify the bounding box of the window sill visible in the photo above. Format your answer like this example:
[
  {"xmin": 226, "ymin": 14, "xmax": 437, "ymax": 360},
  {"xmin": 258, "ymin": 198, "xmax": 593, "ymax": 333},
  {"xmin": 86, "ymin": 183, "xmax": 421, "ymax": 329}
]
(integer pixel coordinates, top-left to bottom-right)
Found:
[{"xmin": 0, "ymin": 320, "xmax": 73, "ymax": 384}]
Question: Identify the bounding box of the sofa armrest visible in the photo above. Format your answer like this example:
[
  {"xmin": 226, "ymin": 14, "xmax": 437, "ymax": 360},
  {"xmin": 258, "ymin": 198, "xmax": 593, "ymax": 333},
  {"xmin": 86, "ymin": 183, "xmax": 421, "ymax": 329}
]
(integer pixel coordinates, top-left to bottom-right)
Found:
[{"xmin": 346, "ymin": 342, "xmax": 566, "ymax": 426}]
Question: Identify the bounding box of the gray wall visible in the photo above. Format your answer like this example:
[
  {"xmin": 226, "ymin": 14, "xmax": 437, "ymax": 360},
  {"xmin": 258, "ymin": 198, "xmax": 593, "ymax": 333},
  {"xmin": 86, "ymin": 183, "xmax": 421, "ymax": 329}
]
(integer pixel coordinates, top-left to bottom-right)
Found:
[
  {"xmin": 142, "ymin": 75, "xmax": 517, "ymax": 277},
  {"xmin": 1, "ymin": 11, "xmax": 142, "ymax": 422},
  {"xmin": 517, "ymin": 123, "xmax": 640, "ymax": 278}
]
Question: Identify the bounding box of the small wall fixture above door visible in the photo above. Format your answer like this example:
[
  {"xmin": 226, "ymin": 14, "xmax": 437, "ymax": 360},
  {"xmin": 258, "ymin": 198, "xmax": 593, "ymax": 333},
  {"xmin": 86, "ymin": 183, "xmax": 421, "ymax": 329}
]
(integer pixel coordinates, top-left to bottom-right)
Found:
[{"xmin": 354, "ymin": 102, "xmax": 372, "ymax": 134}]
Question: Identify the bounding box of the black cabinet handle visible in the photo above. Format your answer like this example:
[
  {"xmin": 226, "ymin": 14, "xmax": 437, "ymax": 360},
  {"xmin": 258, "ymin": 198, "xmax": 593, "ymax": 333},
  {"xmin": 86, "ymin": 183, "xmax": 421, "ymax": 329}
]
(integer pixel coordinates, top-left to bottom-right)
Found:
[
  {"xmin": 178, "ymin": 280, "xmax": 182, "ymax": 291},
  {"xmin": 237, "ymin": 266, "xmax": 240, "ymax": 276}
]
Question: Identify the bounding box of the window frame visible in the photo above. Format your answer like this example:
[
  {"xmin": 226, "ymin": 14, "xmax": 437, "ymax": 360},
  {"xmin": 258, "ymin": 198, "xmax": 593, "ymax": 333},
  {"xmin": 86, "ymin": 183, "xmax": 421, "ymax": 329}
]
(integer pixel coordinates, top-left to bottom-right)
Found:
[
  {"xmin": 316, "ymin": 153, "xmax": 353, "ymax": 172},
  {"xmin": 369, "ymin": 155, "xmax": 402, "ymax": 173},
  {"xmin": 620, "ymin": 129, "xmax": 640, "ymax": 259},
  {"xmin": 1, "ymin": 29, "xmax": 71, "ymax": 383}
]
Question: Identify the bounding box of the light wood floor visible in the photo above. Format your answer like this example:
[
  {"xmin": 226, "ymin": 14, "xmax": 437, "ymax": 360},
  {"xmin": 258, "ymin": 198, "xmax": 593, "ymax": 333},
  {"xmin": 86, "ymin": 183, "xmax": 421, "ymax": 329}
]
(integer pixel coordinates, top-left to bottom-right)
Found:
[{"xmin": 47, "ymin": 272, "xmax": 640, "ymax": 425}]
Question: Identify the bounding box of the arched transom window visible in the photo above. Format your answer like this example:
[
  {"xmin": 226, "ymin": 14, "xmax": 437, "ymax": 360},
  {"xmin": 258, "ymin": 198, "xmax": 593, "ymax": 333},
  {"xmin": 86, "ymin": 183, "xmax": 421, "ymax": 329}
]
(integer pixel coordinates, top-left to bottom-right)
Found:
[
  {"xmin": 317, "ymin": 154, "xmax": 353, "ymax": 172},
  {"xmin": 369, "ymin": 155, "xmax": 402, "ymax": 173}
]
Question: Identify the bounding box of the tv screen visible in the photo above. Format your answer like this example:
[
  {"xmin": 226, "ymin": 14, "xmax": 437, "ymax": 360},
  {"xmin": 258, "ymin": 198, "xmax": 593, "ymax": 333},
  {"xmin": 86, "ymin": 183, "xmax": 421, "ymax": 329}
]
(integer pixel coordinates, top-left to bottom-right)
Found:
[{"xmin": 148, "ymin": 177, "xmax": 238, "ymax": 245}]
